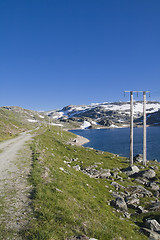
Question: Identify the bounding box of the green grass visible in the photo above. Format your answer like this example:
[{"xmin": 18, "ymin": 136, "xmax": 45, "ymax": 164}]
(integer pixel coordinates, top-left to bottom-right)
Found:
[
  {"xmin": 24, "ymin": 127, "xmax": 148, "ymax": 240},
  {"xmin": 0, "ymin": 107, "xmax": 37, "ymax": 142}
]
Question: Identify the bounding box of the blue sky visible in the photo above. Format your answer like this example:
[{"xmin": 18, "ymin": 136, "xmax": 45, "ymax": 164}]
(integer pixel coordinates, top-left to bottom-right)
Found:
[{"xmin": 0, "ymin": 0, "xmax": 160, "ymax": 110}]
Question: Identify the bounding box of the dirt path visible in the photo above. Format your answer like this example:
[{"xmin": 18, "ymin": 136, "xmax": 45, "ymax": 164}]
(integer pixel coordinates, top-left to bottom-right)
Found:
[
  {"xmin": 0, "ymin": 132, "xmax": 32, "ymax": 180},
  {"xmin": 0, "ymin": 132, "xmax": 33, "ymax": 239}
]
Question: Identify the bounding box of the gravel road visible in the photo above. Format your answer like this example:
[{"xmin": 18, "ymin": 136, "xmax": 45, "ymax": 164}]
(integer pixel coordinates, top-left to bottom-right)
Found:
[
  {"xmin": 0, "ymin": 132, "xmax": 33, "ymax": 239},
  {"xmin": 0, "ymin": 132, "xmax": 32, "ymax": 180}
]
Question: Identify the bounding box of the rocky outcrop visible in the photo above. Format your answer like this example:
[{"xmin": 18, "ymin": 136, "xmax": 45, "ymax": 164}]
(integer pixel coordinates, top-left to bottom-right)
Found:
[
  {"xmin": 141, "ymin": 228, "xmax": 160, "ymax": 240},
  {"xmin": 122, "ymin": 165, "xmax": 140, "ymax": 176},
  {"xmin": 145, "ymin": 219, "xmax": 160, "ymax": 232},
  {"xmin": 82, "ymin": 166, "xmax": 111, "ymax": 179},
  {"xmin": 46, "ymin": 101, "xmax": 160, "ymax": 126}
]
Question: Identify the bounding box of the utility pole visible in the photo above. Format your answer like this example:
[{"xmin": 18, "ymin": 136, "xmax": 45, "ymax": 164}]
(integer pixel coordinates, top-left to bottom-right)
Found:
[
  {"xmin": 143, "ymin": 91, "xmax": 151, "ymax": 166},
  {"xmin": 125, "ymin": 91, "xmax": 134, "ymax": 166},
  {"xmin": 130, "ymin": 91, "xmax": 133, "ymax": 166},
  {"xmin": 48, "ymin": 117, "xmax": 51, "ymax": 130},
  {"xmin": 124, "ymin": 91, "xmax": 150, "ymax": 166}
]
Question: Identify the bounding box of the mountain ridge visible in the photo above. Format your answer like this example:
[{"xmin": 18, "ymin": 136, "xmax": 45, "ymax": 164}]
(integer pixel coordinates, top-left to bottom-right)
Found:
[{"xmin": 43, "ymin": 101, "xmax": 160, "ymax": 129}]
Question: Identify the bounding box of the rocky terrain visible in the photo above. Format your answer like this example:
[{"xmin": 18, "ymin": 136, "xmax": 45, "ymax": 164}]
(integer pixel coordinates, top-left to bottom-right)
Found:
[
  {"xmin": 43, "ymin": 101, "xmax": 160, "ymax": 129},
  {"xmin": 2, "ymin": 101, "xmax": 160, "ymax": 131},
  {"xmin": 0, "ymin": 104, "xmax": 160, "ymax": 239},
  {"xmin": 65, "ymin": 149, "xmax": 160, "ymax": 240}
]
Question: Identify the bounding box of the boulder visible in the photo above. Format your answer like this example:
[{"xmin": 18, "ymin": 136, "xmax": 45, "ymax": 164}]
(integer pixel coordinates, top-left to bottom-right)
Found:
[
  {"xmin": 141, "ymin": 228, "xmax": 160, "ymax": 240},
  {"xmin": 122, "ymin": 165, "xmax": 140, "ymax": 176},
  {"xmin": 145, "ymin": 219, "xmax": 160, "ymax": 232},
  {"xmin": 125, "ymin": 195, "xmax": 140, "ymax": 205},
  {"xmin": 132, "ymin": 169, "xmax": 156, "ymax": 180},
  {"xmin": 146, "ymin": 182, "xmax": 160, "ymax": 191},
  {"xmin": 127, "ymin": 185, "xmax": 152, "ymax": 197},
  {"xmin": 142, "ymin": 169, "xmax": 156, "ymax": 179},
  {"xmin": 99, "ymin": 169, "xmax": 111, "ymax": 179},
  {"xmin": 114, "ymin": 196, "xmax": 128, "ymax": 211}
]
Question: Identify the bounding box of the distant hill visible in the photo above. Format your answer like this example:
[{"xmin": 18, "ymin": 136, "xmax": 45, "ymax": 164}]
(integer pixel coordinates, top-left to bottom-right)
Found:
[
  {"xmin": 0, "ymin": 106, "xmax": 46, "ymax": 141},
  {"xmin": 1, "ymin": 101, "xmax": 160, "ymax": 140},
  {"xmin": 43, "ymin": 101, "xmax": 160, "ymax": 129}
]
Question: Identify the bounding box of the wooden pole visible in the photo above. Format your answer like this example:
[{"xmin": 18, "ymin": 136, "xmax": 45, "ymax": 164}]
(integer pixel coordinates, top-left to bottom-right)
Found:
[
  {"xmin": 143, "ymin": 91, "xmax": 147, "ymax": 166},
  {"xmin": 130, "ymin": 91, "xmax": 134, "ymax": 166}
]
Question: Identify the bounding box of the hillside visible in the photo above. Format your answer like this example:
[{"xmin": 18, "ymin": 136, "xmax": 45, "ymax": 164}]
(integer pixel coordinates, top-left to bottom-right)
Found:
[
  {"xmin": 0, "ymin": 106, "xmax": 160, "ymax": 239},
  {"xmin": 0, "ymin": 106, "xmax": 46, "ymax": 141},
  {"xmin": 1, "ymin": 102, "xmax": 160, "ymax": 137},
  {"xmin": 23, "ymin": 126, "xmax": 160, "ymax": 239}
]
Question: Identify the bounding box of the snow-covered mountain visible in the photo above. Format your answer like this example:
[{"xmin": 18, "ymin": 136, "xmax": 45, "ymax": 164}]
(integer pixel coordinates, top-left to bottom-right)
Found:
[
  {"xmin": 44, "ymin": 101, "xmax": 160, "ymax": 129},
  {"xmin": 2, "ymin": 102, "xmax": 160, "ymax": 130}
]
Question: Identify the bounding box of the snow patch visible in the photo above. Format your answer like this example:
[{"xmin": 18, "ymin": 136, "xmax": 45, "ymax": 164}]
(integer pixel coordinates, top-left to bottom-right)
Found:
[
  {"xmin": 27, "ymin": 119, "xmax": 38, "ymax": 123},
  {"xmin": 91, "ymin": 120, "xmax": 98, "ymax": 125},
  {"xmin": 110, "ymin": 124, "xmax": 118, "ymax": 128},
  {"xmin": 81, "ymin": 121, "xmax": 91, "ymax": 129},
  {"xmin": 51, "ymin": 123, "xmax": 63, "ymax": 127},
  {"xmin": 38, "ymin": 114, "xmax": 44, "ymax": 118}
]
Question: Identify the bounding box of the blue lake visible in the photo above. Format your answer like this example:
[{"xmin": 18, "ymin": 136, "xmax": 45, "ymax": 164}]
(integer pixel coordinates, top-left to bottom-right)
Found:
[{"xmin": 70, "ymin": 127, "xmax": 160, "ymax": 162}]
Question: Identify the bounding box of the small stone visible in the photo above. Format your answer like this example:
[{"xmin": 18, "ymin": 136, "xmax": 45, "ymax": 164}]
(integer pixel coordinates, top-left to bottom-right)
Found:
[
  {"xmin": 73, "ymin": 165, "xmax": 81, "ymax": 171},
  {"xmin": 134, "ymin": 154, "xmax": 143, "ymax": 163},
  {"xmin": 136, "ymin": 206, "xmax": 146, "ymax": 214}
]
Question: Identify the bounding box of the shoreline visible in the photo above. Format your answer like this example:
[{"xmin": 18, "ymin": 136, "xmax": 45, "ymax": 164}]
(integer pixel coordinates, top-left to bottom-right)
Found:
[
  {"xmin": 64, "ymin": 128, "xmax": 90, "ymax": 146},
  {"xmin": 73, "ymin": 134, "xmax": 90, "ymax": 146}
]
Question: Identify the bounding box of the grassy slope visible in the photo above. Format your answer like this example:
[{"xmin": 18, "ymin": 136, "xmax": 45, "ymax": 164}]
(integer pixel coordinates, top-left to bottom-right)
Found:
[
  {"xmin": 0, "ymin": 107, "xmax": 38, "ymax": 141},
  {"xmin": 24, "ymin": 127, "xmax": 149, "ymax": 240}
]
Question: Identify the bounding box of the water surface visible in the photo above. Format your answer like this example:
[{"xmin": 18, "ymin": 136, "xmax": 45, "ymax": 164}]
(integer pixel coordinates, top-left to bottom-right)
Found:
[{"xmin": 70, "ymin": 127, "xmax": 160, "ymax": 161}]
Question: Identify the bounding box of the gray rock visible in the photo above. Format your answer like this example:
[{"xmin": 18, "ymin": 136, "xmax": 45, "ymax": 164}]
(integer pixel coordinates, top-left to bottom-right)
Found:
[
  {"xmin": 127, "ymin": 203, "xmax": 137, "ymax": 209},
  {"xmin": 111, "ymin": 192, "xmax": 123, "ymax": 199},
  {"xmin": 66, "ymin": 236, "xmax": 89, "ymax": 240},
  {"xmin": 66, "ymin": 236, "xmax": 98, "ymax": 240},
  {"xmin": 111, "ymin": 171, "xmax": 119, "ymax": 178},
  {"xmin": 141, "ymin": 228, "xmax": 160, "ymax": 240},
  {"xmin": 123, "ymin": 211, "xmax": 131, "ymax": 218},
  {"xmin": 99, "ymin": 169, "xmax": 111, "ymax": 179},
  {"xmin": 111, "ymin": 181, "xmax": 125, "ymax": 190},
  {"xmin": 122, "ymin": 165, "xmax": 140, "ymax": 176},
  {"xmin": 127, "ymin": 185, "xmax": 153, "ymax": 197},
  {"xmin": 73, "ymin": 165, "xmax": 81, "ymax": 171},
  {"xmin": 134, "ymin": 154, "xmax": 143, "ymax": 163},
  {"xmin": 125, "ymin": 195, "xmax": 140, "ymax": 205},
  {"xmin": 142, "ymin": 169, "xmax": 156, "ymax": 179},
  {"xmin": 146, "ymin": 182, "xmax": 160, "ymax": 191},
  {"xmin": 134, "ymin": 178, "xmax": 149, "ymax": 185},
  {"xmin": 145, "ymin": 219, "xmax": 160, "ymax": 232},
  {"xmin": 148, "ymin": 201, "xmax": 160, "ymax": 212},
  {"xmin": 150, "ymin": 166, "xmax": 159, "ymax": 170},
  {"xmin": 136, "ymin": 206, "xmax": 147, "ymax": 214},
  {"xmin": 114, "ymin": 196, "xmax": 128, "ymax": 211}
]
